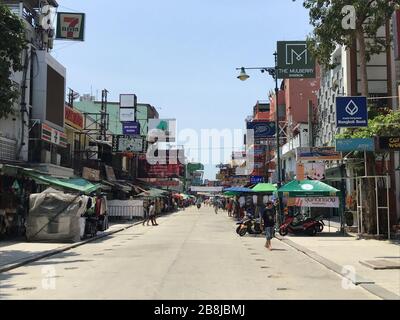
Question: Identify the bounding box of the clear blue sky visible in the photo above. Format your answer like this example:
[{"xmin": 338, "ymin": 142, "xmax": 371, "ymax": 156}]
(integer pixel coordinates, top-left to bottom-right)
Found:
[{"xmin": 54, "ymin": 0, "xmax": 312, "ymax": 180}]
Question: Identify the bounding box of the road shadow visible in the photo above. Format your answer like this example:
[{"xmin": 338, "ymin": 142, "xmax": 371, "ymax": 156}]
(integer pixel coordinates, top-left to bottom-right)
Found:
[
  {"xmin": 286, "ymin": 232, "xmax": 352, "ymax": 239},
  {"xmin": 31, "ymin": 259, "xmax": 93, "ymax": 266},
  {"xmin": 0, "ymin": 272, "xmax": 26, "ymax": 298}
]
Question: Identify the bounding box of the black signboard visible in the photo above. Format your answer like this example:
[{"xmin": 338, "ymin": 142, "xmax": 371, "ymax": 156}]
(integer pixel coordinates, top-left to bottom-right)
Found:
[{"xmin": 377, "ymin": 137, "xmax": 400, "ymax": 151}]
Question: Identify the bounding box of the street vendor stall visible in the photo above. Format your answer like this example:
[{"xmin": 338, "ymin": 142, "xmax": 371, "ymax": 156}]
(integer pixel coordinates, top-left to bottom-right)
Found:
[
  {"xmin": 251, "ymin": 183, "xmax": 277, "ymax": 205},
  {"xmin": 277, "ymin": 180, "xmax": 342, "ymax": 232},
  {"xmin": 18, "ymin": 168, "xmax": 109, "ymax": 242}
]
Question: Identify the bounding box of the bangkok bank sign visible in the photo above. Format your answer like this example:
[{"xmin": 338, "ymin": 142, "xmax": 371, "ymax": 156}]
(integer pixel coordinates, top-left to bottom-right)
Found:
[{"xmin": 56, "ymin": 12, "xmax": 85, "ymax": 41}]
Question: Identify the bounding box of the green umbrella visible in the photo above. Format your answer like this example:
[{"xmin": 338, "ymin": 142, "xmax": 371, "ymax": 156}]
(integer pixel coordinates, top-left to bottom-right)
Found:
[
  {"xmin": 252, "ymin": 183, "xmax": 277, "ymax": 193},
  {"xmin": 277, "ymin": 180, "xmax": 340, "ymax": 197}
]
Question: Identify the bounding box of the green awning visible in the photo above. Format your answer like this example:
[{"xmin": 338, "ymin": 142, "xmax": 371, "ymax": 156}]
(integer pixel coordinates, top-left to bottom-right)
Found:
[
  {"xmin": 1, "ymin": 165, "xmax": 101, "ymax": 195},
  {"xmin": 252, "ymin": 183, "xmax": 277, "ymax": 193},
  {"xmin": 277, "ymin": 180, "xmax": 340, "ymax": 197},
  {"xmin": 224, "ymin": 191, "xmax": 238, "ymax": 197},
  {"xmin": 24, "ymin": 172, "xmax": 102, "ymax": 195}
]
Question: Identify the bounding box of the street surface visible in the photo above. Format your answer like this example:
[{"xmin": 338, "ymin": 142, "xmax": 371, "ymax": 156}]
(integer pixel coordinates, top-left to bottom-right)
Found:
[{"xmin": 0, "ymin": 206, "xmax": 377, "ymax": 300}]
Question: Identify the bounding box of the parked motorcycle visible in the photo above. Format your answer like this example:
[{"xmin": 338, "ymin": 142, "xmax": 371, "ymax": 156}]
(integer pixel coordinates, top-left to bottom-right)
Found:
[
  {"xmin": 236, "ymin": 215, "xmax": 263, "ymax": 237},
  {"xmin": 279, "ymin": 214, "xmax": 324, "ymax": 236}
]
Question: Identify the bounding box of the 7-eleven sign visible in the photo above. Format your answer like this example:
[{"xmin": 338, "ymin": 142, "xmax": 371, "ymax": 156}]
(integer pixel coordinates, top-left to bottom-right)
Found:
[{"xmin": 56, "ymin": 12, "xmax": 85, "ymax": 41}]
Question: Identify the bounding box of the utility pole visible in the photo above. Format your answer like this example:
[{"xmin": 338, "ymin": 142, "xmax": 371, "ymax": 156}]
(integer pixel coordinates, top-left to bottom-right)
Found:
[
  {"xmin": 101, "ymin": 89, "xmax": 108, "ymax": 141},
  {"xmin": 308, "ymin": 100, "xmax": 314, "ymax": 147}
]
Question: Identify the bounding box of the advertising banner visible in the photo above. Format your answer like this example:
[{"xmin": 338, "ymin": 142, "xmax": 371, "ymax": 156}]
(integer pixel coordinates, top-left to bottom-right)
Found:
[
  {"xmin": 336, "ymin": 96, "xmax": 368, "ymax": 128},
  {"xmin": 246, "ymin": 121, "xmax": 276, "ymax": 138},
  {"xmin": 119, "ymin": 94, "xmax": 137, "ymax": 108},
  {"xmin": 288, "ymin": 197, "xmax": 340, "ymax": 208},
  {"xmin": 112, "ymin": 135, "xmax": 144, "ymax": 153},
  {"xmin": 120, "ymin": 108, "xmax": 136, "ymax": 122},
  {"xmin": 277, "ymin": 41, "xmax": 316, "ymax": 78},
  {"xmin": 82, "ymin": 167, "xmax": 100, "ymax": 182},
  {"xmin": 56, "ymin": 12, "xmax": 85, "ymax": 41},
  {"xmin": 336, "ymin": 138, "xmax": 375, "ymax": 152},
  {"xmin": 122, "ymin": 122, "xmax": 140, "ymax": 135},
  {"xmin": 250, "ymin": 176, "xmax": 265, "ymax": 184},
  {"xmin": 41, "ymin": 124, "xmax": 67, "ymax": 148},
  {"xmin": 377, "ymin": 137, "xmax": 400, "ymax": 151},
  {"xmin": 296, "ymin": 163, "xmax": 325, "ymax": 180},
  {"xmin": 190, "ymin": 186, "xmax": 224, "ymax": 193},
  {"xmin": 296, "ymin": 147, "xmax": 342, "ymax": 161},
  {"xmin": 65, "ymin": 105, "xmax": 84, "ymax": 130},
  {"xmin": 148, "ymin": 119, "xmax": 176, "ymax": 142}
]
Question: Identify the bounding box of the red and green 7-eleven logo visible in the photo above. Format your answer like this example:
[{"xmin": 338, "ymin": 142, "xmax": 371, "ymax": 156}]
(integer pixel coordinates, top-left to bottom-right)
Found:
[{"xmin": 56, "ymin": 13, "xmax": 85, "ymax": 41}]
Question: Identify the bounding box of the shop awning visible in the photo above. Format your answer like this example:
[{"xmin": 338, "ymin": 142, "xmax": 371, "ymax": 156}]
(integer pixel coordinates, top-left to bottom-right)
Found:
[
  {"xmin": 135, "ymin": 188, "xmax": 169, "ymax": 198},
  {"xmin": 102, "ymin": 180, "xmax": 132, "ymax": 193},
  {"xmin": 24, "ymin": 172, "xmax": 102, "ymax": 195},
  {"xmin": 277, "ymin": 180, "xmax": 340, "ymax": 197},
  {"xmin": 251, "ymin": 183, "xmax": 277, "ymax": 193},
  {"xmin": 1, "ymin": 165, "xmax": 102, "ymax": 195}
]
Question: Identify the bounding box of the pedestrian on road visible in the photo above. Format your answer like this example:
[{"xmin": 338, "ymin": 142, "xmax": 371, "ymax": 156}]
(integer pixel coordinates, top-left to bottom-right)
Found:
[
  {"xmin": 147, "ymin": 201, "xmax": 158, "ymax": 226},
  {"xmin": 227, "ymin": 199, "xmax": 233, "ymax": 217},
  {"xmin": 262, "ymin": 202, "xmax": 275, "ymax": 251},
  {"xmin": 142, "ymin": 200, "xmax": 150, "ymax": 226}
]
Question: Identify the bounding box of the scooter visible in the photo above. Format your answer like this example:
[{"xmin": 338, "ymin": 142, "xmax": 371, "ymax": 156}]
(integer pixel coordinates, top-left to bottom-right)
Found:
[
  {"xmin": 236, "ymin": 215, "xmax": 263, "ymax": 237},
  {"xmin": 279, "ymin": 214, "xmax": 324, "ymax": 236}
]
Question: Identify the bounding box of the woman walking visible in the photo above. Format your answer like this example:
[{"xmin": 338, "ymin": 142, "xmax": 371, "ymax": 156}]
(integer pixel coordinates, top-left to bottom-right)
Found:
[{"xmin": 262, "ymin": 202, "xmax": 276, "ymax": 251}]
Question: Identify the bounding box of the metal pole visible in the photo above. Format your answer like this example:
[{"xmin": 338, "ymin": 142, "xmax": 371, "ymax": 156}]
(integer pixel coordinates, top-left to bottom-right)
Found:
[
  {"xmin": 386, "ymin": 174, "xmax": 391, "ymax": 240},
  {"xmin": 375, "ymin": 177, "xmax": 379, "ymax": 236},
  {"xmin": 274, "ymin": 52, "xmax": 283, "ymax": 224},
  {"xmin": 360, "ymin": 178, "xmax": 364, "ymax": 235},
  {"xmin": 364, "ymin": 151, "xmax": 368, "ymax": 176}
]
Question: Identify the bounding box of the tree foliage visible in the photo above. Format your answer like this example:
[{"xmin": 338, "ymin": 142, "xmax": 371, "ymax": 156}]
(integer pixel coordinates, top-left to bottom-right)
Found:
[
  {"xmin": 0, "ymin": 3, "xmax": 27, "ymax": 119},
  {"xmin": 300, "ymin": 0, "xmax": 399, "ymax": 69},
  {"xmin": 337, "ymin": 109, "xmax": 400, "ymax": 139}
]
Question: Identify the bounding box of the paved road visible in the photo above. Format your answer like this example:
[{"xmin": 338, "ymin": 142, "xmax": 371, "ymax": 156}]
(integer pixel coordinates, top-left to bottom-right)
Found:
[{"xmin": 0, "ymin": 206, "xmax": 377, "ymax": 300}]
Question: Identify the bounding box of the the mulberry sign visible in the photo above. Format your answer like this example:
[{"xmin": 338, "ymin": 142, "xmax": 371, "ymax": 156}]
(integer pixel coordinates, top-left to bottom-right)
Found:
[{"xmin": 277, "ymin": 41, "xmax": 316, "ymax": 79}]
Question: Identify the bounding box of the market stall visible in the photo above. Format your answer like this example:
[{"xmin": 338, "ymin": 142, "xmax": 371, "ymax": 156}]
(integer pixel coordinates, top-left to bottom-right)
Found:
[
  {"xmin": 251, "ymin": 183, "xmax": 277, "ymax": 205},
  {"xmin": 277, "ymin": 180, "xmax": 342, "ymax": 232}
]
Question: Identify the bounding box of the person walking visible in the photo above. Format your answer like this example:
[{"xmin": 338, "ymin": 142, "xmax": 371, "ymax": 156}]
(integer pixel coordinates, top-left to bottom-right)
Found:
[
  {"xmin": 213, "ymin": 198, "xmax": 219, "ymax": 214},
  {"xmin": 262, "ymin": 202, "xmax": 276, "ymax": 251},
  {"xmin": 227, "ymin": 199, "xmax": 233, "ymax": 217},
  {"xmin": 146, "ymin": 201, "xmax": 158, "ymax": 226},
  {"xmin": 142, "ymin": 200, "xmax": 150, "ymax": 226}
]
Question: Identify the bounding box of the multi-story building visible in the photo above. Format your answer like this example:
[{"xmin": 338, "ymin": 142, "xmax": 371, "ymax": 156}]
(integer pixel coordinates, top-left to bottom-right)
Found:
[
  {"xmin": 1, "ymin": 0, "xmax": 77, "ymax": 178},
  {"xmin": 316, "ymin": 20, "xmax": 400, "ymax": 222},
  {"xmin": 280, "ymin": 73, "xmax": 320, "ymax": 181}
]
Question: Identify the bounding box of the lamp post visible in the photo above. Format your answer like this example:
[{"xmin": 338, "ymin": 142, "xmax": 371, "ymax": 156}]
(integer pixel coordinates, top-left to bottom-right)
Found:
[{"xmin": 236, "ymin": 52, "xmax": 283, "ymax": 220}]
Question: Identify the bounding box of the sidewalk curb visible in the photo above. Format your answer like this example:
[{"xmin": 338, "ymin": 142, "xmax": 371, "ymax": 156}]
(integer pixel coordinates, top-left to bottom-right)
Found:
[
  {"xmin": 276, "ymin": 235, "xmax": 400, "ymax": 300},
  {"xmin": 0, "ymin": 221, "xmax": 142, "ymax": 274}
]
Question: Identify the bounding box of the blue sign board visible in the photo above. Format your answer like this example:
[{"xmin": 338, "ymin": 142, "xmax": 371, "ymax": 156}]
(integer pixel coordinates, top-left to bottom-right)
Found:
[
  {"xmin": 336, "ymin": 138, "xmax": 375, "ymax": 152},
  {"xmin": 250, "ymin": 176, "xmax": 265, "ymax": 184},
  {"xmin": 122, "ymin": 122, "xmax": 140, "ymax": 135},
  {"xmin": 336, "ymin": 96, "xmax": 368, "ymax": 128},
  {"xmin": 247, "ymin": 121, "xmax": 276, "ymax": 138}
]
